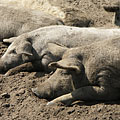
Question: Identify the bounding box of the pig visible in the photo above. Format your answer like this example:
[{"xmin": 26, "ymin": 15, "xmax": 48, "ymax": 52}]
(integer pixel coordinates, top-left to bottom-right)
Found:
[
  {"xmin": 2, "ymin": 25, "xmax": 120, "ymax": 76},
  {"xmin": 0, "ymin": 5, "xmax": 64, "ymax": 41},
  {"xmin": 32, "ymin": 37, "xmax": 120, "ymax": 105},
  {"xmin": 104, "ymin": 2, "xmax": 120, "ymax": 26}
]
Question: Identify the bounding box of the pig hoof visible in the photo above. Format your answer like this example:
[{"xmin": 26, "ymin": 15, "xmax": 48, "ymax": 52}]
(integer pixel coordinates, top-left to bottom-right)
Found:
[
  {"xmin": 46, "ymin": 101, "xmax": 54, "ymax": 106},
  {"xmin": 31, "ymin": 88, "xmax": 40, "ymax": 97},
  {"xmin": 4, "ymin": 70, "xmax": 13, "ymax": 77},
  {"xmin": 4, "ymin": 72, "xmax": 10, "ymax": 77}
]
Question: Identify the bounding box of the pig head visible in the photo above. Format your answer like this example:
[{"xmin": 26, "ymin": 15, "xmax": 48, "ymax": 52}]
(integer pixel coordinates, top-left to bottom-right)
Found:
[
  {"xmin": 0, "ymin": 35, "xmax": 34, "ymax": 73},
  {"xmin": 32, "ymin": 58, "xmax": 88, "ymax": 100}
]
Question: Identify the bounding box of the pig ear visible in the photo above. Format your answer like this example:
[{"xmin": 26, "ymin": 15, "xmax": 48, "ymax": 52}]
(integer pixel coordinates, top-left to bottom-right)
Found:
[
  {"xmin": 16, "ymin": 41, "xmax": 33, "ymax": 56},
  {"xmin": 3, "ymin": 37, "xmax": 17, "ymax": 43},
  {"xmin": 47, "ymin": 42, "xmax": 68, "ymax": 56},
  {"xmin": 49, "ymin": 58, "xmax": 83, "ymax": 74},
  {"xmin": 19, "ymin": 41, "xmax": 33, "ymax": 62}
]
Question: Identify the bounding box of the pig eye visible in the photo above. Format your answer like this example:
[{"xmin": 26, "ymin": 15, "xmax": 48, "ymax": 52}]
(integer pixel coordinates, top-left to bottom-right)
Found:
[{"xmin": 10, "ymin": 49, "xmax": 16, "ymax": 54}]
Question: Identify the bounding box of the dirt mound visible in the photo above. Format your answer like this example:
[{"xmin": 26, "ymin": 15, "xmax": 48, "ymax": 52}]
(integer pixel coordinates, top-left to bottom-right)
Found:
[
  {"xmin": 0, "ymin": 0, "xmax": 120, "ymax": 120},
  {"xmin": 1, "ymin": 71, "xmax": 120, "ymax": 120}
]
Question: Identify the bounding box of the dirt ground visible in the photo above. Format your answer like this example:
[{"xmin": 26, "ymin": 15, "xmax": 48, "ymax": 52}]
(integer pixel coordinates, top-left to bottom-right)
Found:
[{"xmin": 0, "ymin": 0, "xmax": 120, "ymax": 120}]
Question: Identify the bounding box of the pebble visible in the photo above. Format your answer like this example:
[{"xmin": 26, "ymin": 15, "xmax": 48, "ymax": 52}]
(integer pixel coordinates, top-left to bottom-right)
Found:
[
  {"xmin": 67, "ymin": 109, "xmax": 75, "ymax": 114},
  {"xmin": 16, "ymin": 89, "xmax": 25, "ymax": 96},
  {"xmin": 1, "ymin": 93, "xmax": 10, "ymax": 98},
  {"xmin": 2, "ymin": 103, "xmax": 10, "ymax": 108}
]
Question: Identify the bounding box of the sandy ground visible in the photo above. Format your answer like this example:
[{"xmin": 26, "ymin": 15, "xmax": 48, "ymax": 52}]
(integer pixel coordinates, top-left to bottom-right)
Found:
[{"xmin": 0, "ymin": 0, "xmax": 120, "ymax": 120}]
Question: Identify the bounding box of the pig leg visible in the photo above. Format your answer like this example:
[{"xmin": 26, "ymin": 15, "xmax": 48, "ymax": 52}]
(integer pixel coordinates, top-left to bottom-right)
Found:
[
  {"xmin": 5, "ymin": 62, "xmax": 33, "ymax": 76},
  {"xmin": 47, "ymin": 86, "xmax": 119, "ymax": 105},
  {"xmin": 5, "ymin": 60, "xmax": 42, "ymax": 76}
]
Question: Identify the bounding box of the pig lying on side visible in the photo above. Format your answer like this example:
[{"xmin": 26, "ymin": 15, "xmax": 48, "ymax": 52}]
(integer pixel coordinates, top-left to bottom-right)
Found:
[
  {"xmin": 32, "ymin": 37, "xmax": 120, "ymax": 105},
  {"xmin": 2, "ymin": 26, "xmax": 120, "ymax": 76},
  {"xmin": 0, "ymin": 5, "xmax": 63, "ymax": 41}
]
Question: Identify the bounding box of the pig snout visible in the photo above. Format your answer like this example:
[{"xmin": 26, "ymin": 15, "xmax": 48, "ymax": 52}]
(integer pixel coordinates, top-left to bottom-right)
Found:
[
  {"xmin": 0, "ymin": 60, "xmax": 6, "ymax": 73},
  {"xmin": 32, "ymin": 82, "xmax": 53, "ymax": 100}
]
